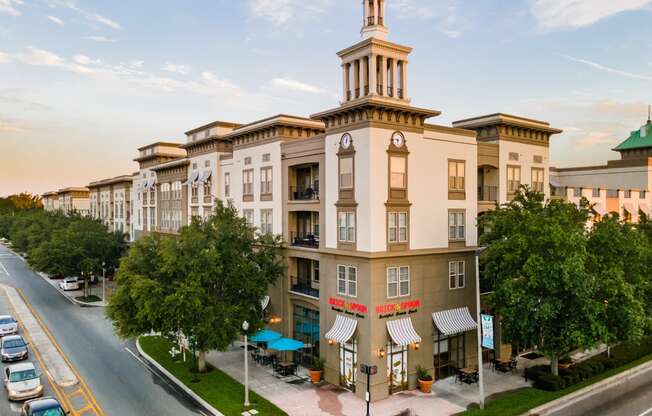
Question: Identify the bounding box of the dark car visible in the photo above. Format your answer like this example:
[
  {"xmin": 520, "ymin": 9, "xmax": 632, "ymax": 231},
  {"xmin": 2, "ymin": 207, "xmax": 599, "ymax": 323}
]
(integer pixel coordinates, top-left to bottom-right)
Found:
[
  {"xmin": 21, "ymin": 396, "xmax": 69, "ymax": 416},
  {"xmin": 1, "ymin": 335, "xmax": 28, "ymax": 362}
]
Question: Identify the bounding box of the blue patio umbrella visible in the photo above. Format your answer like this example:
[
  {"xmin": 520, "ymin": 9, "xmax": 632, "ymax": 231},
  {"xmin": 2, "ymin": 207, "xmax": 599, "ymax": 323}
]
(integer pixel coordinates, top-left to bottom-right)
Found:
[
  {"xmin": 267, "ymin": 337, "xmax": 305, "ymax": 351},
  {"xmin": 250, "ymin": 329, "xmax": 282, "ymax": 343}
]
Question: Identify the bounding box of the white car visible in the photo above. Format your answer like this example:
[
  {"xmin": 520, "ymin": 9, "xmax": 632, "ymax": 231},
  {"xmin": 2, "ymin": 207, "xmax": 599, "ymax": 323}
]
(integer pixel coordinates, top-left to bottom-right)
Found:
[
  {"xmin": 0, "ymin": 315, "xmax": 18, "ymax": 337},
  {"xmin": 4, "ymin": 362, "xmax": 43, "ymax": 401},
  {"xmin": 58, "ymin": 277, "xmax": 80, "ymax": 291}
]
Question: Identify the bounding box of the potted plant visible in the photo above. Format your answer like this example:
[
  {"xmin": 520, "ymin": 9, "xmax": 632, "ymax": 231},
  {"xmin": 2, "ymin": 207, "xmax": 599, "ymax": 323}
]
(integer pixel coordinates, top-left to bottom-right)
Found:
[
  {"xmin": 416, "ymin": 365, "xmax": 433, "ymax": 393},
  {"xmin": 309, "ymin": 357, "xmax": 325, "ymax": 384}
]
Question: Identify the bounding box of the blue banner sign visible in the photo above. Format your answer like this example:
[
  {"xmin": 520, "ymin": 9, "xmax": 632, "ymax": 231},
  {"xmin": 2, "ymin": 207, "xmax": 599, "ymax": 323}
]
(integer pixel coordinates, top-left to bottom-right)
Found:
[{"xmin": 481, "ymin": 314, "xmax": 494, "ymax": 350}]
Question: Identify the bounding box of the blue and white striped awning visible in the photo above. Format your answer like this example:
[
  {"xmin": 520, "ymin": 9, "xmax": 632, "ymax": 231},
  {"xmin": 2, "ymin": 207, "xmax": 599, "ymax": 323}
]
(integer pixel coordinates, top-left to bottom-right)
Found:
[
  {"xmin": 261, "ymin": 295, "xmax": 270, "ymax": 311},
  {"xmin": 432, "ymin": 307, "xmax": 477, "ymax": 336},
  {"xmin": 199, "ymin": 170, "xmax": 212, "ymax": 183},
  {"xmin": 386, "ymin": 317, "xmax": 421, "ymax": 346},
  {"xmin": 325, "ymin": 315, "xmax": 357, "ymax": 344},
  {"xmin": 184, "ymin": 171, "xmax": 200, "ymax": 186}
]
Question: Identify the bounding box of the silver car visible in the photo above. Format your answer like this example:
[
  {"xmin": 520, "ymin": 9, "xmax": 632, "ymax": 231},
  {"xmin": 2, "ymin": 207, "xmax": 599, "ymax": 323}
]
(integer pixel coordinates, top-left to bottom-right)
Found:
[
  {"xmin": 4, "ymin": 362, "xmax": 43, "ymax": 401},
  {"xmin": 1, "ymin": 335, "xmax": 28, "ymax": 362},
  {"xmin": 0, "ymin": 315, "xmax": 18, "ymax": 337}
]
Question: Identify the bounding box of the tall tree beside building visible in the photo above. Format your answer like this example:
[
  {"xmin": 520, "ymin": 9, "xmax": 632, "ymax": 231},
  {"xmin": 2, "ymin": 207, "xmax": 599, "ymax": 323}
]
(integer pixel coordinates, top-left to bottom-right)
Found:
[
  {"xmin": 108, "ymin": 201, "xmax": 284, "ymax": 372},
  {"xmin": 479, "ymin": 189, "xmax": 606, "ymax": 375}
]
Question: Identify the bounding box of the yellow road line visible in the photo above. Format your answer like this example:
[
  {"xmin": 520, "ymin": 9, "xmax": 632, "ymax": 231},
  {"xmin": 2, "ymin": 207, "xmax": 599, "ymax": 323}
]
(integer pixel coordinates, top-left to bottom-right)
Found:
[
  {"xmin": 0, "ymin": 290, "xmax": 72, "ymax": 412},
  {"xmin": 15, "ymin": 287, "xmax": 105, "ymax": 416}
]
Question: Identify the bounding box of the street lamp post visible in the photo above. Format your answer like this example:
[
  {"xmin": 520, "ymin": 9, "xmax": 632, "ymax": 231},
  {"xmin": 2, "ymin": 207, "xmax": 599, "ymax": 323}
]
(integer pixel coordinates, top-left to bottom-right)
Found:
[
  {"xmin": 101, "ymin": 261, "xmax": 106, "ymax": 304},
  {"xmin": 242, "ymin": 320, "xmax": 250, "ymax": 407},
  {"xmin": 475, "ymin": 247, "xmax": 487, "ymax": 410}
]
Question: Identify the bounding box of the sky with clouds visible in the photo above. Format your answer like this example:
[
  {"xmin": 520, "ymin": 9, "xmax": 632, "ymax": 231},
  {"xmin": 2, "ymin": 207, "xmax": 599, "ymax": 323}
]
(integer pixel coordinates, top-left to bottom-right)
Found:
[{"xmin": 1, "ymin": 0, "xmax": 651, "ymax": 196}]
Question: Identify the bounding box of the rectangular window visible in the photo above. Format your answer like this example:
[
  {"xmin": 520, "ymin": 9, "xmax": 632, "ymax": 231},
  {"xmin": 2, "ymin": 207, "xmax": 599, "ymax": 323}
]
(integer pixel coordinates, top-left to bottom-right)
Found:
[
  {"xmin": 449, "ymin": 261, "xmax": 465, "ymax": 289},
  {"xmin": 448, "ymin": 160, "xmax": 465, "ymax": 191},
  {"xmin": 387, "ymin": 266, "xmax": 410, "ymax": 298},
  {"xmin": 509, "ymin": 152, "xmax": 519, "ymax": 161},
  {"xmin": 224, "ymin": 173, "xmax": 230, "ymax": 197},
  {"xmin": 203, "ymin": 180, "xmax": 211, "ymax": 202},
  {"xmin": 641, "ymin": 190, "xmax": 647, "ymax": 199},
  {"xmin": 339, "ymin": 157, "xmax": 353, "ymax": 189},
  {"xmin": 244, "ymin": 156, "xmax": 252, "ymax": 165},
  {"xmin": 532, "ymin": 168, "xmax": 545, "ymax": 192},
  {"xmin": 338, "ymin": 212, "xmax": 356, "ymax": 242},
  {"xmin": 243, "ymin": 169, "xmax": 254, "ymax": 196},
  {"xmin": 191, "ymin": 185, "xmax": 198, "ymax": 200},
  {"xmin": 592, "ymin": 188, "xmax": 600, "ymax": 198},
  {"xmin": 337, "ymin": 265, "xmax": 357, "ymax": 297},
  {"xmin": 574, "ymin": 187, "xmax": 582, "ymax": 197},
  {"xmin": 390, "ymin": 156, "xmax": 406, "ymax": 189},
  {"xmin": 260, "ymin": 209, "xmax": 273, "ymax": 235},
  {"xmin": 243, "ymin": 209, "xmax": 254, "ymax": 226},
  {"xmin": 533, "ymin": 155, "xmax": 543, "ymax": 164},
  {"xmin": 204, "ymin": 160, "xmax": 210, "ymax": 167},
  {"xmin": 388, "ymin": 212, "xmax": 408, "ymax": 243},
  {"xmin": 149, "ymin": 207, "xmax": 155, "ymax": 227},
  {"xmin": 624, "ymin": 190, "xmax": 632, "ymax": 198},
  {"xmin": 260, "ymin": 167, "xmax": 273, "ymax": 195},
  {"xmin": 191, "ymin": 207, "xmax": 199, "ymax": 218},
  {"xmin": 262, "ymin": 153, "xmax": 271, "ymax": 162},
  {"xmin": 448, "ymin": 211, "xmax": 465, "ymax": 241},
  {"xmin": 507, "ymin": 166, "xmax": 521, "ymax": 193}
]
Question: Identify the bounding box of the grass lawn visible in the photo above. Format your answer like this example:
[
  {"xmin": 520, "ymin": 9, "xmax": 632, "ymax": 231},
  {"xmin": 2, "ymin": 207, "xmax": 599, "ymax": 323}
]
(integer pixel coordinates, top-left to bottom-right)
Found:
[
  {"xmin": 458, "ymin": 352, "xmax": 652, "ymax": 416},
  {"xmin": 139, "ymin": 335, "xmax": 288, "ymax": 416}
]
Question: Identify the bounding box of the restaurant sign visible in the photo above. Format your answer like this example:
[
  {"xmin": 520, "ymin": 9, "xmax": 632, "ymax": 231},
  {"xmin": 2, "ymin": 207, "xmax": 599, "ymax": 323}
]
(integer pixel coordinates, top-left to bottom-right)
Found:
[
  {"xmin": 376, "ymin": 299, "xmax": 421, "ymax": 319},
  {"xmin": 328, "ymin": 297, "xmax": 367, "ymax": 318}
]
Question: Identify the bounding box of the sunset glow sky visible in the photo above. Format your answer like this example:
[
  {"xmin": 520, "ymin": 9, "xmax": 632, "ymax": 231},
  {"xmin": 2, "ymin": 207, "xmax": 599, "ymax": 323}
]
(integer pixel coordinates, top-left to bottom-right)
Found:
[{"xmin": 1, "ymin": 0, "xmax": 651, "ymax": 196}]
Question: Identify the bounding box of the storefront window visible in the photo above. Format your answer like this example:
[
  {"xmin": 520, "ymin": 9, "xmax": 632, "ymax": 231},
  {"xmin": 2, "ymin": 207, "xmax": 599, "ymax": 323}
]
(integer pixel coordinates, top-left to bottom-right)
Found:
[
  {"xmin": 433, "ymin": 330, "xmax": 466, "ymax": 380},
  {"xmin": 387, "ymin": 342, "xmax": 408, "ymax": 394},
  {"xmin": 293, "ymin": 305, "xmax": 320, "ymax": 368},
  {"xmin": 339, "ymin": 339, "xmax": 357, "ymax": 391}
]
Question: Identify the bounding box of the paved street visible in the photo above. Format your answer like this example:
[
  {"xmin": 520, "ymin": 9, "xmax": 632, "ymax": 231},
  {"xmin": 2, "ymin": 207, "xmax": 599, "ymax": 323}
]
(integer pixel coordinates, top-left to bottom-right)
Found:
[{"xmin": 0, "ymin": 245, "xmax": 209, "ymax": 415}]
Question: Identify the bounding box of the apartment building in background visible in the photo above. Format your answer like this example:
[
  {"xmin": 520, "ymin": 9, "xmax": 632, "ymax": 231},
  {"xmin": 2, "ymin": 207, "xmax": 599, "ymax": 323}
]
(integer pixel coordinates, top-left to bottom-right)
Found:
[
  {"xmin": 550, "ymin": 116, "xmax": 652, "ymax": 221},
  {"xmin": 88, "ymin": 175, "xmax": 133, "ymax": 234},
  {"xmin": 41, "ymin": 192, "xmax": 59, "ymax": 211},
  {"xmin": 56, "ymin": 187, "xmax": 90, "ymax": 216}
]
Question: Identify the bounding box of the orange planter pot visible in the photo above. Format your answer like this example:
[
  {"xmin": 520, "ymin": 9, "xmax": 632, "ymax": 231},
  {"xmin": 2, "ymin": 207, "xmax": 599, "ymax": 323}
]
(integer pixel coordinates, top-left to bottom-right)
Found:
[
  {"xmin": 418, "ymin": 379, "xmax": 433, "ymax": 393},
  {"xmin": 309, "ymin": 369, "xmax": 323, "ymax": 384}
]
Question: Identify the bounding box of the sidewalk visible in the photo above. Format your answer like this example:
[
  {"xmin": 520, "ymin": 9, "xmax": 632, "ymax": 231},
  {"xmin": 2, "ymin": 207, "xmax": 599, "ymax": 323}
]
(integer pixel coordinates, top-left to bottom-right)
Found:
[
  {"xmin": 206, "ymin": 342, "xmax": 514, "ymax": 416},
  {"xmin": 37, "ymin": 272, "xmax": 108, "ymax": 307}
]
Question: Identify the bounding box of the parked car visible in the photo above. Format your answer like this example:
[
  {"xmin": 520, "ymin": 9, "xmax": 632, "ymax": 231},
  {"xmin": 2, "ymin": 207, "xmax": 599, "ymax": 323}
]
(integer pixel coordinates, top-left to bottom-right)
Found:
[
  {"xmin": 0, "ymin": 315, "xmax": 18, "ymax": 337},
  {"xmin": 58, "ymin": 277, "xmax": 80, "ymax": 291},
  {"xmin": 1, "ymin": 335, "xmax": 28, "ymax": 362},
  {"xmin": 21, "ymin": 397, "xmax": 69, "ymax": 416},
  {"xmin": 4, "ymin": 362, "xmax": 43, "ymax": 401}
]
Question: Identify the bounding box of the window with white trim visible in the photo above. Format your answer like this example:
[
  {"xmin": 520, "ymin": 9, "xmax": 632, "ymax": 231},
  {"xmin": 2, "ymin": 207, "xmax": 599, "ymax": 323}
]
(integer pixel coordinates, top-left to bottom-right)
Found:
[
  {"xmin": 531, "ymin": 168, "xmax": 544, "ymax": 193},
  {"xmin": 339, "ymin": 157, "xmax": 353, "ymax": 189},
  {"xmin": 388, "ymin": 212, "xmax": 408, "ymax": 243},
  {"xmin": 338, "ymin": 212, "xmax": 356, "ymax": 242},
  {"xmin": 243, "ymin": 169, "xmax": 254, "ymax": 196},
  {"xmin": 387, "ymin": 266, "xmax": 409, "ymax": 298},
  {"xmin": 337, "ymin": 265, "xmax": 357, "ymax": 297},
  {"xmin": 448, "ymin": 160, "xmax": 465, "ymax": 191},
  {"xmin": 260, "ymin": 209, "xmax": 273, "ymax": 235},
  {"xmin": 507, "ymin": 166, "xmax": 521, "ymax": 193},
  {"xmin": 243, "ymin": 209, "xmax": 254, "ymax": 226},
  {"xmin": 224, "ymin": 173, "xmax": 230, "ymax": 198},
  {"xmin": 260, "ymin": 167, "xmax": 273, "ymax": 195},
  {"xmin": 390, "ymin": 156, "xmax": 406, "ymax": 189},
  {"xmin": 449, "ymin": 260, "xmax": 465, "ymax": 289},
  {"xmin": 448, "ymin": 211, "xmax": 465, "ymax": 241}
]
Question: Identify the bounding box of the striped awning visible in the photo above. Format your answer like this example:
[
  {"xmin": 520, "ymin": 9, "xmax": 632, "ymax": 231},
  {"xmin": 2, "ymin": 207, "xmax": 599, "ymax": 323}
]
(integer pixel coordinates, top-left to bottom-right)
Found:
[
  {"xmin": 325, "ymin": 315, "xmax": 357, "ymax": 344},
  {"xmin": 386, "ymin": 317, "xmax": 421, "ymax": 346},
  {"xmin": 549, "ymin": 176, "xmax": 561, "ymax": 188},
  {"xmin": 623, "ymin": 203, "xmax": 635, "ymax": 214},
  {"xmin": 432, "ymin": 307, "xmax": 477, "ymax": 336},
  {"xmin": 592, "ymin": 203, "xmax": 607, "ymax": 216},
  {"xmin": 199, "ymin": 170, "xmax": 212, "ymax": 183},
  {"xmin": 143, "ymin": 179, "xmax": 156, "ymax": 190},
  {"xmin": 639, "ymin": 203, "xmax": 650, "ymax": 217},
  {"xmin": 261, "ymin": 295, "xmax": 270, "ymax": 311},
  {"xmin": 184, "ymin": 171, "xmax": 200, "ymax": 186}
]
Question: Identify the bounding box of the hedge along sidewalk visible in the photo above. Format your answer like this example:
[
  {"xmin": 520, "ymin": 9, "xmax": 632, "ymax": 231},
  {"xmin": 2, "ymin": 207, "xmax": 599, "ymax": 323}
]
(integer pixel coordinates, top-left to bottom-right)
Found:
[
  {"xmin": 458, "ymin": 351, "xmax": 652, "ymax": 416},
  {"xmin": 137, "ymin": 335, "xmax": 288, "ymax": 416},
  {"xmin": 525, "ymin": 358, "xmax": 652, "ymax": 416}
]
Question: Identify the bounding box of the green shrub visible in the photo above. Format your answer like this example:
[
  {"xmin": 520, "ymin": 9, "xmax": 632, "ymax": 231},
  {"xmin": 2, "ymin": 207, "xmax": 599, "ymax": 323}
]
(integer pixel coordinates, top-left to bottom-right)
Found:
[{"xmin": 534, "ymin": 374, "xmax": 564, "ymax": 391}]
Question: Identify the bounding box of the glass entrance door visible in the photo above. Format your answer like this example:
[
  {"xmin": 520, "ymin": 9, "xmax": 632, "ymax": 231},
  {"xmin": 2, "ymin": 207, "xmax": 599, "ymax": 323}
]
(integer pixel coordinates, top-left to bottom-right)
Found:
[
  {"xmin": 433, "ymin": 331, "xmax": 466, "ymax": 380},
  {"xmin": 339, "ymin": 340, "xmax": 357, "ymax": 391},
  {"xmin": 387, "ymin": 342, "xmax": 408, "ymax": 394}
]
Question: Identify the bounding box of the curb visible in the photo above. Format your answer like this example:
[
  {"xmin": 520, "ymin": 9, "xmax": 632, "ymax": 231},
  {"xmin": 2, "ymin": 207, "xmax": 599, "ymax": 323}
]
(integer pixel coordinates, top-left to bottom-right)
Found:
[
  {"xmin": 523, "ymin": 359, "xmax": 652, "ymax": 416},
  {"xmin": 136, "ymin": 336, "xmax": 224, "ymax": 416}
]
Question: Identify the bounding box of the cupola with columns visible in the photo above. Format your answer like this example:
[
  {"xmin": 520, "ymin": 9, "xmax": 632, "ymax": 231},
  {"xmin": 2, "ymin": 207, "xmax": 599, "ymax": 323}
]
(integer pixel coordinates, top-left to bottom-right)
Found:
[{"xmin": 338, "ymin": 0, "xmax": 411, "ymax": 105}]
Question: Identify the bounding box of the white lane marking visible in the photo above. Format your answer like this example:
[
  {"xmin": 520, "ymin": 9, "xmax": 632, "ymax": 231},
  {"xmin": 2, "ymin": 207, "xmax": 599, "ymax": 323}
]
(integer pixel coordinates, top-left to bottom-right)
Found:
[
  {"xmin": 0, "ymin": 261, "xmax": 9, "ymax": 276},
  {"xmin": 639, "ymin": 407, "xmax": 652, "ymax": 416},
  {"xmin": 124, "ymin": 347, "xmax": 208, "ymax": 416}
]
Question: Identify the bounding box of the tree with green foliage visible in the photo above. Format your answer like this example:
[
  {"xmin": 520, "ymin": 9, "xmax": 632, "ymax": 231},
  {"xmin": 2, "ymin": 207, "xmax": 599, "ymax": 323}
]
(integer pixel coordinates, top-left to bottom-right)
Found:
[
  {"xmin": 479, "ymin": 188, "xmax": 607, "ymax": 375},
  {"xmin": 108, "ymin": 201, "xmax": 284, "ymax": 372}
]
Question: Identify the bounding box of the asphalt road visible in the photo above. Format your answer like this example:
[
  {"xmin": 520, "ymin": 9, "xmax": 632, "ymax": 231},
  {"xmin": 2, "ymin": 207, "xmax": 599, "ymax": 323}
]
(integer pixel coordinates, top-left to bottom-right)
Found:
[
  {"xmin": 0, "ymin": 245, "xmax": 208, "ymax": 416},
  {"xmin": 547, "ymin": 364, "xmax": 652, "ymax": 416}
]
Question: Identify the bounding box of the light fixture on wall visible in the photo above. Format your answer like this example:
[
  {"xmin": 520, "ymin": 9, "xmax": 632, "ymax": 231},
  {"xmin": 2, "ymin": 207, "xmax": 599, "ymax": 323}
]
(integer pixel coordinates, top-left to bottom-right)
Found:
[
  {"xmin": 328, "ymin": 339, "xmax": 334, "ymax": 345},
  {"xmin": 412, "ymin": 342, "xmax": 420, "ymax": 350},
  {"xmin": 378, "ymin": 347, "xmax": 386, "ymax": 358},
  {"xmin": 269, "ymin": 316, "xmax": 282, "ymax": 324}
]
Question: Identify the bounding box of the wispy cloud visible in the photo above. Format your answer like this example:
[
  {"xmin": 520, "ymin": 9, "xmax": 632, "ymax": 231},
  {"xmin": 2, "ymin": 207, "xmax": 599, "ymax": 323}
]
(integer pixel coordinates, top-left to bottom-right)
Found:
[
  {"xmin": 162, "ymin": 63, "xmax": 191, "ymax": 76},
  {"xmin": 248, "ymin": 0, "xmax": 332, "ymax": 26},
  {"xmin": 530, "ymin": 0, "xmax": 652, "ymax": 30},
  {"xmin": 73, "ymin": 54, "xmax": 101, "ymax": 66},
  {"xmin": 268, "ymin": 77, "xmax": 333, "ymax": 96},
  {"xmin": 48, "ymin": 0, "xmax": 121, "ymax": 30},
  {"xmin": 0, "ymin": 88, "xmax": 53, "ymax": 112},
  {"xmin": 47, "ymin": 15, "xmax": 65, "ymax": 25},
  {"xmin": 388, "ymin": 0, "xmax": 465, "ymax": 38},
  {"xmin": 84, "ymin": 36, "xmax": 116, "ymax": 43},
  {"xmin": 563, "ymin": 55, "xmax": 652, "ymax": 81},
  {"xmin": 0, "ymin": 118, "xmax": 26, "ymax": 133},
  {"xmin": 0, "ymin": 0, "xmax": 23, "ymax": 16}
]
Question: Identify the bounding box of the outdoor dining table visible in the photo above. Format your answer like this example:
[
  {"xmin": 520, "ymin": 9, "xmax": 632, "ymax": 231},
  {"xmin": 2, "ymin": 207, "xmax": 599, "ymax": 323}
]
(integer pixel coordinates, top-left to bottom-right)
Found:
[
  {"xmin": 457, "ymin": 367, "xmax": 479, "ymax": 384},
  {"xmin": 494, "ymin": 358, "xmax": 516, "ymax": 373},
  {"xmin": 276, "ymin": 361, "xmax": 297, "ymax": 377}
]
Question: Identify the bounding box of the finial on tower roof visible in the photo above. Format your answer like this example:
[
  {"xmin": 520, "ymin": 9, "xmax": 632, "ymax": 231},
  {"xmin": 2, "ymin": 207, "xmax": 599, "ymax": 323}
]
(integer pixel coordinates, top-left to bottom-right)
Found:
[{"xmin": 647, "ymin": 104, "xmax": 651, "ymax": 124}]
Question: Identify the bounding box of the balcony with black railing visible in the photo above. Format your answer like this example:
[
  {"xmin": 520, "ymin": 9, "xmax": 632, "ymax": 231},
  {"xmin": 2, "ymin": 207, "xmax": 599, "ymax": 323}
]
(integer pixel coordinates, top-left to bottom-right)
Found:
[
  {"xmin": 290, "ymin": 276, "xmax": 319, "ymax": 298},
  {"xmin": 289, "ymin": 184, "xmax": 319, "ymax": 201},
  {"xmin": 478, "ymin": 186, "xmax": 498, "ymax": 202},
  {"xmin": 290, "ymin": 231, "xmax": 319, "ymax": 248}
]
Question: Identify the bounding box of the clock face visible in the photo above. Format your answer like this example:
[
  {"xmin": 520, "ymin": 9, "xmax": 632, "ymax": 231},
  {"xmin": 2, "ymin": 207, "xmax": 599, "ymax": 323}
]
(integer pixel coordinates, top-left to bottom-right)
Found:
[
  {"xmin": 392, "ymin": 132, "xmax": 405, "ymax": 147},
  {"xmin": 341, "ymin": 133, "xmax": 352, "ymax": 149}
]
